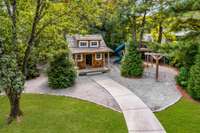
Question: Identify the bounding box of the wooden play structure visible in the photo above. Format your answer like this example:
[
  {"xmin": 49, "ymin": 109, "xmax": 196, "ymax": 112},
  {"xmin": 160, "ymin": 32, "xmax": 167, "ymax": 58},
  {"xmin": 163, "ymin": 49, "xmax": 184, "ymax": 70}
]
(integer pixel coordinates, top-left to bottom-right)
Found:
[
  {"xmin": 144, "ymin": 52, "xmax": 166, "ymax": 81},
  {"xmin": 66, "ymin": 34, "xmax": 113, "ymax": 75}
]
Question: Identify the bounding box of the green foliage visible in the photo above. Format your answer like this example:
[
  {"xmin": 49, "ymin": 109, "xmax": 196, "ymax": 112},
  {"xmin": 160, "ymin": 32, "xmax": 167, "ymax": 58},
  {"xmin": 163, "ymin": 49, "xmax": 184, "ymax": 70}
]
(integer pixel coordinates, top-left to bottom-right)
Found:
[
  {"xmin": 121, "ymin": 43, "xmax": 143, "ymax": 77},
  {"xmin": 172, "ymin": 41, "xmax": 199, "ymax": 68},
  {"xmin": 169, "ymin": 0, "xmax": 200, "ymax": 33},
  {"xmin": 26, "ymin": 57, "xmax": 40, "ymax": 80},
  {"xmin": 187, "ymin": 47, "xmax": 200, "ymax": 100},
  {"xmin": 16, "ymin": 46, "xmax": 40, "ymax": 80},
  {"xmin": 47, "ymin": 51, "xmax": 76, "ymax": 89},
  {"xmin": 0, "ymin": 54, "xmax": 24, "ymax": 94},
  {"xmin": 148, "ymin": 41, "xmax": 199, "ymax": 68},
  {"xmin": 176, "ymin": 67, "xmax": 188, "ymax": 88}
]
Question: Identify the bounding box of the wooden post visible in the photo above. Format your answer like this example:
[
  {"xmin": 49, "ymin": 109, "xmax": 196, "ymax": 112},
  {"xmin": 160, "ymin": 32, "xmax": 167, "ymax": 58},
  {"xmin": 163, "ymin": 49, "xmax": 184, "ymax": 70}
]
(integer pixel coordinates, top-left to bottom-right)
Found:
[
  {"xmin": 151, "ymin": 56, "xmax": 153, "ymax": 67},
  {"xmin": 108, "ymin": 52, "xmax": 110, "ymax": 68},
  {"xmin": 152, "ymin": 55, "xmax": 163, "ymax": 81},
  {"xmin": 75, "ymin": 54, "xmax": 77, "ymax": 67},
  {"xmin": 156, "ymin": 58, "xmax": 159, "ymax": 81},
  {"xmin": 103, "ymin": 53, "xmax": 106, "ymax": 67}
]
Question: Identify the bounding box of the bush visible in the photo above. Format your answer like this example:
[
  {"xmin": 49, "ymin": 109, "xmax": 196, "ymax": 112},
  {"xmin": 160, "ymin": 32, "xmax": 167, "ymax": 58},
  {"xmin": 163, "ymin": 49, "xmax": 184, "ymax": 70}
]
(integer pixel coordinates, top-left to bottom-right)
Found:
[
  {"xmin": 47, "ymin": 51, "xmax": 76, "ymax": 89},
  {"xmin": 176, "ymin": 67, "xmax": 189, "ymax": 88},
  {"xmin": 120, "ymin": 43, "xmax": 143, "ymax": 77},
  {"xmin": 26, "ymin": 57, "xmax": 40, "ymax": 80},
  {"xmin": 187, "ymin": 47, "xmax": 200, "ymax": 100}
]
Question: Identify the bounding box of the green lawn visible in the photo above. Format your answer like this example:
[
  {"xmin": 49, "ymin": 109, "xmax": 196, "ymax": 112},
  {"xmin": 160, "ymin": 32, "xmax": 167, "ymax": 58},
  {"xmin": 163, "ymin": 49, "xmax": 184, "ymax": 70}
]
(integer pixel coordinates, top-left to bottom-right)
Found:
[
  {"xmin": 0, "ymin": 94, "xmax": 127, "ymax": 133},
  {"xmin": 155, "ymin": 98, "xmax": 200, "ymax": 133}
]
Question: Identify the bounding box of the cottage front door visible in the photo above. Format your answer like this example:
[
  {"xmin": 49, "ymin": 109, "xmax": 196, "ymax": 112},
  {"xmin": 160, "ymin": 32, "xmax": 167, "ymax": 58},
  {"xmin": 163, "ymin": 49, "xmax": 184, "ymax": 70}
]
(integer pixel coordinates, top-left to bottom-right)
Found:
[{"xmin": 86, "ymin": 54, "xmax": 92, "ymax": 67}]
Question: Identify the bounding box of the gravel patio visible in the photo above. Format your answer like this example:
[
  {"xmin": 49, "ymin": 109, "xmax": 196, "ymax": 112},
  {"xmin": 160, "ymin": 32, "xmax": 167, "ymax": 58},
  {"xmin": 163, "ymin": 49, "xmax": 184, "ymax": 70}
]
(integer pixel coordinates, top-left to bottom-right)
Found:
[
  {"xmin": 104, "ymin": 64, "xmax": 182, "ymax": 111},
  {"xmin": 24, "ymin": 63, "xmax": 181, "ymax": 112}
]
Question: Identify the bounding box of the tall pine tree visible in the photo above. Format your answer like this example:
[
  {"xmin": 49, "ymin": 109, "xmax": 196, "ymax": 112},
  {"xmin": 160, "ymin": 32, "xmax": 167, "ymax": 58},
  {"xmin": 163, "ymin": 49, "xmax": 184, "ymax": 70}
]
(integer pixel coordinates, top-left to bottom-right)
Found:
[{"xmin": 121, "ymin": 42, "xmax": 144, "ymax": 77}]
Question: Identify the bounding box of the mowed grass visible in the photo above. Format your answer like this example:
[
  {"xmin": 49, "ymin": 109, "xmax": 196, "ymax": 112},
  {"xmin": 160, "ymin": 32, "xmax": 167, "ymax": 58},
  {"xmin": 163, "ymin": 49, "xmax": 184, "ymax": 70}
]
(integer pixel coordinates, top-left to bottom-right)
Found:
[
  {"xmin": 0, "ymin": 94, "xmax": 127, "ymax": 133},
  {"xmin": 155, "ymin": 98, "xmax": 200, "ymax": 133}
]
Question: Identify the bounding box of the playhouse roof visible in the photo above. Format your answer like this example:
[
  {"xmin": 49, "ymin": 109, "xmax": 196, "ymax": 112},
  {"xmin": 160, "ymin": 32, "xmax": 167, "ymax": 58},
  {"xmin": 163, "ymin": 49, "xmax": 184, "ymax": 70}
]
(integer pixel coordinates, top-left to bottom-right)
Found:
[{"xmin": 66, "ymin": 34, "xmax": 113, "ymax": 54}]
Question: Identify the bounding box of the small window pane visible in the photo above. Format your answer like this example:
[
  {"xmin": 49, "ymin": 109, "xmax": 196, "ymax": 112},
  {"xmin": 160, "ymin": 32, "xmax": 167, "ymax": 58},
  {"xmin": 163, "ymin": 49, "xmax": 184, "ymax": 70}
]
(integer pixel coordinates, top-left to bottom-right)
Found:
[
  {"xmin": 77, "ymin": 54, "xmax": 82, "ymax": 61},
  {"xmin": 96, "ymin": 53, "xmax": 102, "ymax": 60},
  {"xmin": 79, "ymin": 41, "xmax": 88, "ymax": 47},
  {"xmin": 90, "ymin": 41, "xmax": 98, "ymax": 47}
]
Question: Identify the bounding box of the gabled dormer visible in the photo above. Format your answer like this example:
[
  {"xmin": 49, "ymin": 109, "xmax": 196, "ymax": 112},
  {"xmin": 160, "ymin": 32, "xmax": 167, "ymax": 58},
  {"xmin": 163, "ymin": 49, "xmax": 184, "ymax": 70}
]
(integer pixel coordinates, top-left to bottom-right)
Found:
[{"xmin": 78, "ymin": 40, "xmax": 100, "ymax": 48}]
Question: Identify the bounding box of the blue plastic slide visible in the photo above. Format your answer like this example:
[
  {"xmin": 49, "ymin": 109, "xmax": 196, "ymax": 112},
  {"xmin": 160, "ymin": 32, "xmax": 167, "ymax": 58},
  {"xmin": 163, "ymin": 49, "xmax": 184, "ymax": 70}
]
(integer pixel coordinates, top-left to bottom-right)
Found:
[{"xmin": 113, "ymin": 43, "xmax": 125, "ymax": 64}]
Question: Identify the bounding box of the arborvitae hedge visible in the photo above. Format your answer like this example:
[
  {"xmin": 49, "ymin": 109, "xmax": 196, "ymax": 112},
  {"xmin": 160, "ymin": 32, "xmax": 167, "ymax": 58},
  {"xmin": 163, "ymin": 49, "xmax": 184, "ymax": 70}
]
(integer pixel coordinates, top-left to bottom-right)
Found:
[
  {"xmin": 176, "ymin": 67, "xmax": 189, "ymax": 88},
  {"xmin": 188, "ymin": 47, "xmax": 200, "ymax": 100},
  {"xmin": 47, "ymin": 51, "xmax": 76, "ymax": 89},
  {"xmin": 121, "ymin": 43, "xmax": 143, "ymax": 77}
]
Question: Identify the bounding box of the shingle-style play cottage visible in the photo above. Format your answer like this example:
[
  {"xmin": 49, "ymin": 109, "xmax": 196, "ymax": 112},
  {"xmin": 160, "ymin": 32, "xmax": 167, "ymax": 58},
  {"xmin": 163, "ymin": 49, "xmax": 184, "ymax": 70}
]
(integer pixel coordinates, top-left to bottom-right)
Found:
[{"xmin": 66, "ymin": 34, "xmax": 113, "ymax": 74}]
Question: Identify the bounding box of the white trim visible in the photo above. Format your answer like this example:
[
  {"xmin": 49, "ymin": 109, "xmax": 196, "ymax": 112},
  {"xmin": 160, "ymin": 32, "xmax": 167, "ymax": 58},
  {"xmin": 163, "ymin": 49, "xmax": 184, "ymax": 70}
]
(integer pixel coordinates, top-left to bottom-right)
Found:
[
  {"xmin": 95, "ymin": 53, "xmax": 102, "ymax": 60},
  {"xmin": 79, "ymin": 41, "xmax": 88, "ymax": 48},
  {"xmin": 76, "ymin": 54, "xmax": 83, "ymax": 62},
  {"xmin": 90, "ymin": 41, "xmax": 99, "ymax": 48}
]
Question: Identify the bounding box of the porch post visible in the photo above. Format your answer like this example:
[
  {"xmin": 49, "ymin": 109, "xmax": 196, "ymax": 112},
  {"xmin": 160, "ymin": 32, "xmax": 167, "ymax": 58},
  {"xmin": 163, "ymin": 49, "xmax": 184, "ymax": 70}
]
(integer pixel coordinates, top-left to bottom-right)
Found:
[
  {"xmin": 75, "ymin": 54, "xmax": 77, "ymax": 67},
  {"xmin": 107, "ymin": 52, "xmax": 110, "ymax": 68},
  {"xmin": 103, "ymin": 53, "xmax": 106, "ymax": 67}
]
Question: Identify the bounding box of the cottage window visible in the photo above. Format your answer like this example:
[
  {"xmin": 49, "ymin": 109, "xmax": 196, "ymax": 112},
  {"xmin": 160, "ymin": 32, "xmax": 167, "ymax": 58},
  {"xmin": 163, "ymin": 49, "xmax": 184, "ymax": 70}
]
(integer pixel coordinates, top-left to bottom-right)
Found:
[
  {"xmin": 76, "ymin": 54, "xmax": 83, "ymax": 62},
  {"xmin": 95, "ymin": 53, "xmax": 102, "ymax": 60},
  {"xmin": 90, "ymin": 41, "xmax": 99, "ymax": 47},
  {"xmin": 79, "ymin": 41, "xmax": 88, "ymax": 48}
]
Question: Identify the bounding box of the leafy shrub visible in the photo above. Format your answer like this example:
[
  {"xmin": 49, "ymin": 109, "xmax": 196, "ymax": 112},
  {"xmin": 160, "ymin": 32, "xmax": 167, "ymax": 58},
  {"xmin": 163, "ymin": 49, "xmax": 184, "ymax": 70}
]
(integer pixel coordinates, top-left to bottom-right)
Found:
[
  {"xmin": 47, "ymin": 51, "xmax": 76, "ymax": 89},
  {"xmin": 26, "ymin": 57, "xmax": 40, "ymax": 80},
  {"xmin": 121, "ymin": 43, "xmax": 143, "ymax": 77},
  {"xmin": 171, "ymin": 41, "xmax": 199, "ymax": 68},
  {"xmin": 176, "ymin": 67, "xmax": 188, "ymax": 88},
  {"xmin": 187, "ymin": 47, "xmax": 200, "ymax": 100}
]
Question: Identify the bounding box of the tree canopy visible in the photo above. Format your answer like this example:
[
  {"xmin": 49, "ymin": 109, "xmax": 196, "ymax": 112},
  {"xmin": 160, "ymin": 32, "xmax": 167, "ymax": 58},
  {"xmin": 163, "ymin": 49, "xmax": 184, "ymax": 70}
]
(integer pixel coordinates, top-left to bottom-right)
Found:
[{"xmin": 1, "ymin": 0, "xmax": 200, "ymax": 123}]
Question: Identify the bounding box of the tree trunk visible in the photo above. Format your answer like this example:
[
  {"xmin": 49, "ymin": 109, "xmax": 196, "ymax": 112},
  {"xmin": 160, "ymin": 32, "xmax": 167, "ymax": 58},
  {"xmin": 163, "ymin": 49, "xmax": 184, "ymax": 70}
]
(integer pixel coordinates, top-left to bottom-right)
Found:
[
  {"xmin": 157, "ymin": 22, "xmax": 163, "ymax": 43},
  {"xmin": 23, "ymin": 43, "xmax": 32, "ymax": 78},
  {"xmin": 132, "ymin": 15, "xmax": 137, "ymax": 45},
  {"xmin": 6, "ymin": 91, "xmax": 23, "ymax": 124},
  {"xmin": 139, "ymin": 10, "xmax": 147, "ymax": 48},
  {"xmin": 22, "ymin": 0, "xmax": 42, "ymax": 78}
]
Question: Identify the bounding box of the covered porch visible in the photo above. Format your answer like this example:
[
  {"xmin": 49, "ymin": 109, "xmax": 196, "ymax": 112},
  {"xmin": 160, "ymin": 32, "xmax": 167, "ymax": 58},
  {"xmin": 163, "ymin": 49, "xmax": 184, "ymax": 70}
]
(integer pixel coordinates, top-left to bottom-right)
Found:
[{"xmin": 72, "ymin": 51, "xmax": 112, "ymax": 75}]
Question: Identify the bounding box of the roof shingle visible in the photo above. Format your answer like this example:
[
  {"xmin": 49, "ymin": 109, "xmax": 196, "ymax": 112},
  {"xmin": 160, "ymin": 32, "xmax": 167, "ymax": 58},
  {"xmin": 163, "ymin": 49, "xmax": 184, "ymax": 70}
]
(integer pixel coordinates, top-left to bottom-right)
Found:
[{"xmin": 66, "ymin": 34, "xmax": 113, "ymax": 54}]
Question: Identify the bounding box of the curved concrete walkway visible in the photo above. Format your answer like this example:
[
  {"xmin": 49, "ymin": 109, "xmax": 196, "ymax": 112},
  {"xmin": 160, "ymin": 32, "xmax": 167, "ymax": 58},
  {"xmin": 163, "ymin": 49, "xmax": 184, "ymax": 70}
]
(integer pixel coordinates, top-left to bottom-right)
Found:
[
  {"xmin": 91, "ymin": 75, "xmax": 166, "ymax": 133},
  {"xmin": 105, "ymin": 64, "xmax": 181, "ymax": 112}
]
